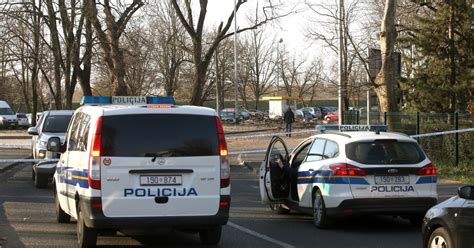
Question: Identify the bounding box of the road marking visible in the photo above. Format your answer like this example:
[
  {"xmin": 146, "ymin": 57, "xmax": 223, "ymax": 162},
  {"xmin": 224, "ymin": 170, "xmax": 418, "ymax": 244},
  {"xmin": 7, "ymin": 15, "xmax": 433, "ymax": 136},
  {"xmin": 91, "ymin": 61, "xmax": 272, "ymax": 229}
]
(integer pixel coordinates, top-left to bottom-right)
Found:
[{"xmin": 228, "ymin": 221, "xmax": 295, "ymax": 248}]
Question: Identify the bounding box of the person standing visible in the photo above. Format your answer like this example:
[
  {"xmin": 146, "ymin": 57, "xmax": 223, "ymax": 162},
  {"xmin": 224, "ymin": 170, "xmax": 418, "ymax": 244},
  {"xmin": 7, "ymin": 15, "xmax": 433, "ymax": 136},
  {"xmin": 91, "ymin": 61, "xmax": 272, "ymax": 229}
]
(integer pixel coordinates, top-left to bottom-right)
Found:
[{"xmin": 283, "ymin": 107, "xmax": 295, "ymax": 137}]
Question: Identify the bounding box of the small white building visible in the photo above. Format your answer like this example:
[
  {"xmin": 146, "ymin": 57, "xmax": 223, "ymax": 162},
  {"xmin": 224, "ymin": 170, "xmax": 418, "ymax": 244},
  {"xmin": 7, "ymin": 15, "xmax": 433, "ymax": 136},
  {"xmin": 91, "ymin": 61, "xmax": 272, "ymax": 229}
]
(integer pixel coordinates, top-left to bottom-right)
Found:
[{"xmin": 261, "ymin": 96, "xmax": 300, "ymax": 119}]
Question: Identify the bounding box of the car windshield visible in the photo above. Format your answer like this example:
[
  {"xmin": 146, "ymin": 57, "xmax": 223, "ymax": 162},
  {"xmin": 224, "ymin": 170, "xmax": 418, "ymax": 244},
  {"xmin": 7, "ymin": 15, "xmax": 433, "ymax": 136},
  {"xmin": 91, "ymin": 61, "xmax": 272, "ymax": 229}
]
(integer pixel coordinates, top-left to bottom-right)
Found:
[
  {"xmin": 221, "ymin": 112, "xmax": 234, "ymax": 117},
  {"xmin": 43, "ymin": 115, "xmax": 72, "ymax": 132},
  {"xmin": 0, "ymin": 108, "xmax": 15, "ymax": 115},
  {"xmin": 346, "ymin": 139, "xmax": 426, "ymax": 165}
]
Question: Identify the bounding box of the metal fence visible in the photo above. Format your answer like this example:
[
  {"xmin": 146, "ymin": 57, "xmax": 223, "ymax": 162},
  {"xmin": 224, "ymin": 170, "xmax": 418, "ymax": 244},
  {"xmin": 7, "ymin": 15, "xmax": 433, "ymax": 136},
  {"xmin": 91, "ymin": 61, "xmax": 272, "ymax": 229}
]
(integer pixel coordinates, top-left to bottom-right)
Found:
[{"xmin": 342, "ymin": 111, "xmax": 473, "ymax": 166}]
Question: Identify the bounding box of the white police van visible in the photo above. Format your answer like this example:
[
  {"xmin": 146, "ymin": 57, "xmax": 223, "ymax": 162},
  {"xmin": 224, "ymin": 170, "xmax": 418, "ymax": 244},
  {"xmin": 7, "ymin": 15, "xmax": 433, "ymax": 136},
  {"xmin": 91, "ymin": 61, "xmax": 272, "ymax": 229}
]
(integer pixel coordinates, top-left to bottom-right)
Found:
[
  {"xmin": 46, "ymin": 96, "xmax": 230, "ymax": 247},
  {"xmin": 259, "ymin": 125, "xmax": 438, "ymax": 228}
]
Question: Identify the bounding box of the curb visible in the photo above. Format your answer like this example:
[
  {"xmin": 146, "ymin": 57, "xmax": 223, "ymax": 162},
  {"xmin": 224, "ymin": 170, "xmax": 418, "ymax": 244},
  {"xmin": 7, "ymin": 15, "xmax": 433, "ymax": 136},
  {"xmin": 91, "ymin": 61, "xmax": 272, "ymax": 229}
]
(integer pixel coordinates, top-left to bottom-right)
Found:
[{"xmin": 0, "ymin": 155, "xmax": 32, "ymax": 173}]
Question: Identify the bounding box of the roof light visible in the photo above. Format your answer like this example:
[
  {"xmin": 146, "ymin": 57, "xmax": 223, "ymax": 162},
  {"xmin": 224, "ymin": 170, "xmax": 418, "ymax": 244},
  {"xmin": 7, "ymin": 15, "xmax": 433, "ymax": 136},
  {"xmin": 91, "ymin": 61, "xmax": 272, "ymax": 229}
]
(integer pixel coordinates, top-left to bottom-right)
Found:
[
  {"xmin": 80, "ymin": 96, "xmax": 176, "ymax": 106},
  {"xmin": 316, "ymin": 125, "xmax": 388, "ymax": 132}
]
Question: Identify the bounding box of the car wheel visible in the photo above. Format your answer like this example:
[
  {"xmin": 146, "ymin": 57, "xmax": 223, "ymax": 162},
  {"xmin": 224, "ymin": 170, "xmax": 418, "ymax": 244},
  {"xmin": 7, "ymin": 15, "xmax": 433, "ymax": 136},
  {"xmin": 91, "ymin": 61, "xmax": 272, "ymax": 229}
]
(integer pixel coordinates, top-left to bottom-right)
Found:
[
  {"xmin": 428, "ymin": 227, "xmax": 452, "ymax": 248},
  {"xmin": 199, "ymin": 226, "xmax": 222, "ymax": 245},
  {"xmin": 77, "ymin": 204, "xmax": 97, "ymax": 248},
  {"xmin": 313, "ymin": 189, "xmax": 330, "ymax": 229},
  {"xmin": 269, "ymin": 203, "xmax": 290, "ymax": 214},
  {"xmin": 31, "ymin": 167, "xmax": 35, "ymax": 181},
  {"xmin": 34, "ymin": 173, "xmax": 48, "ymax": 188},
  {"xmin": 55, "ymin": 190, "xmax": 70, "ymax": 223}
]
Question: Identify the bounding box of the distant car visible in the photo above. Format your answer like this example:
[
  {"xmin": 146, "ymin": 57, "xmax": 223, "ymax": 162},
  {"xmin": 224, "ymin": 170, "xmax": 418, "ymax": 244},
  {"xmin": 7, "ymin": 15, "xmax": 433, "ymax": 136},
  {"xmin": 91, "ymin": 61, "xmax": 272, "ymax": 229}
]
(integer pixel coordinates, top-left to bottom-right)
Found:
[
  {"xmin": 0, "ymin": 100, "xmax": 17, "ymax": 129},
  {"xmin": 26, "ymin": 112, "xmax": 43, "ymax": 126},
  {"xmin": 27, "ymin": 110, "xmax": 73, "ymax": 160},
  {"xmin": 221, "ymin": 107, "xmax": 248, "ymax": 120},
  {"xmin": 301, "ymin": 107, "xmax": 322, "ymax": 119},
  {"xmin": 16, "ymin": 113, "xmax": 29, "ymax": 127},
  {"xmin": 422, "ymin": 185, "xmax": 474, "ymax": 248},
  {"xmin": 32, "ymin": 160, "xmax": 57, "ymax": 188},
  {"xmin": 324, "ymin": 112, "xmax": 339, "ymax": 121},
  {"xmin": 219, "ymin": 111, "xmax": 238, "ymax": 123}
]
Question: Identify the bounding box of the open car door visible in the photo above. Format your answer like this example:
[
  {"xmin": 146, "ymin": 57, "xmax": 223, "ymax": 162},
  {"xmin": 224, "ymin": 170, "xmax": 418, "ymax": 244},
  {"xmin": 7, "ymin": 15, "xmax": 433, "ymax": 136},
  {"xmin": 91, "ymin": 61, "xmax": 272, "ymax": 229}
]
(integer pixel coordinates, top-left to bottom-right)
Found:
[{"xmin": 259, "ymin": 136, "xmax": 290, "ymax": 204}]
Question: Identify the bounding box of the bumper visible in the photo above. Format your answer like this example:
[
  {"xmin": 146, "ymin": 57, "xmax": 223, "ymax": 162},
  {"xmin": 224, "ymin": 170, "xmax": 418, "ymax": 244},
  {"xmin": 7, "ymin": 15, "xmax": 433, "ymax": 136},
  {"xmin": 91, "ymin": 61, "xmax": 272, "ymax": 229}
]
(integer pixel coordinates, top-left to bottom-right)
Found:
[
  {"xmin": 0, "ymin": 121, "xmax": 17, "ymax": 128},
  {"xmin": 80, "ymin": 195, "xmax": 230, "ymax": 230},
  {"xmin": 326, "ymin": 197, "xmax": 438, "ymax": 217}
]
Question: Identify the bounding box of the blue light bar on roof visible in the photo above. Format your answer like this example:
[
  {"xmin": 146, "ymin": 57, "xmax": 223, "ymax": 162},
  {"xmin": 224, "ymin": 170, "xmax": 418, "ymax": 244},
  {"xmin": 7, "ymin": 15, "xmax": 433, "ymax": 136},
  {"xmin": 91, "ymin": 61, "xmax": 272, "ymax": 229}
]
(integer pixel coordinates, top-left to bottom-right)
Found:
[
  {"xmin": 80, "ymin": 96, "xmax": 176, "ymax": 105},
  {"xmin": 316, "ymin": 125, "xmax": 388, "ymax": 132}
]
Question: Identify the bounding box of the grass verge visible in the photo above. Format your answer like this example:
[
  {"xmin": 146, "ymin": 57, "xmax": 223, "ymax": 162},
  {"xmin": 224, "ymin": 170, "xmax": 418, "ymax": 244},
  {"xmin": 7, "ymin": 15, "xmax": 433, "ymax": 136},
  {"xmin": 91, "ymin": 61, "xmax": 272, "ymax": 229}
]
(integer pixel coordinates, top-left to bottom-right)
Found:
[{"xmin": 436, "ymin": 161, "xmax": 474, "ymax": 184}]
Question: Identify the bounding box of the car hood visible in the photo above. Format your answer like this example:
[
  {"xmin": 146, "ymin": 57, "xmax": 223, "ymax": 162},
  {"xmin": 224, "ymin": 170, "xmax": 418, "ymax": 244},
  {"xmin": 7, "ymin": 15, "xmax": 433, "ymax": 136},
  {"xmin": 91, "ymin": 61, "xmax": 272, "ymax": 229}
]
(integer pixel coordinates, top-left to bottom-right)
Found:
[{"xmin": 1, "ymin": 115, "xmax": 17, "ymax": 120}]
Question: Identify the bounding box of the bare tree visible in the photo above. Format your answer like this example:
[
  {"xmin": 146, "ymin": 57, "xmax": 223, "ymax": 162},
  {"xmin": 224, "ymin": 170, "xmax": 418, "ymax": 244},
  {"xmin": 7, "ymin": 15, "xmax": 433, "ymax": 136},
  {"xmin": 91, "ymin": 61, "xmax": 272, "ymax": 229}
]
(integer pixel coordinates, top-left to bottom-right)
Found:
[
  {"xmin": 171, "ymin": 0, "xmax": 289, "ymax": 105},
  {"xmin": 84, "ymin": 0, "xmax": 144, "ymax": 96}
]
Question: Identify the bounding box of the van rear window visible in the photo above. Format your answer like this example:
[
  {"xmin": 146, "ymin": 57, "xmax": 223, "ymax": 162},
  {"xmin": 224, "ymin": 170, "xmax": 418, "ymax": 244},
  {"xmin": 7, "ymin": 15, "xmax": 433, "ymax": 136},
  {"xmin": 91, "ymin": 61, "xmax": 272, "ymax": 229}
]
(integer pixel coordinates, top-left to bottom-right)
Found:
[
  {"xmin": 101, "ymin": 114, "xmax": 218, "ymax": 157},
  {"xmin": 345, "ymin": 140, "xmax": 426, "ymax": 165}
]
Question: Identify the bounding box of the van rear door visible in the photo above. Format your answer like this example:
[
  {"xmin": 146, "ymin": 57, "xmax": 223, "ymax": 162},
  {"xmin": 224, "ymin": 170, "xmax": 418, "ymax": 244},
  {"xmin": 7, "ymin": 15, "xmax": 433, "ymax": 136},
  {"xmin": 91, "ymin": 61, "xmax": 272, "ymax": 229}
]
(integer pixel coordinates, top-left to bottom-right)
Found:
[{"xmin": 99, "ymin": 113, "xmax": 221, "ymax": 218}]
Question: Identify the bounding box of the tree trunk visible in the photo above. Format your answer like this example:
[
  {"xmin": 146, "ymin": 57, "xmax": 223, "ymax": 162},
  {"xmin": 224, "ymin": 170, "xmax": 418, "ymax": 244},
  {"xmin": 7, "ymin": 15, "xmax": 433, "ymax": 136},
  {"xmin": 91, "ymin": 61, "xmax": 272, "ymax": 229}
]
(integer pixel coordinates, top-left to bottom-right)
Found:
[
  {"xmin": 374, "ymin": 0, "xmax": 398, "ymax": 128},
  {"xmin": 78, "ymin": 16, "xmax": 93, "ymax": 96}
]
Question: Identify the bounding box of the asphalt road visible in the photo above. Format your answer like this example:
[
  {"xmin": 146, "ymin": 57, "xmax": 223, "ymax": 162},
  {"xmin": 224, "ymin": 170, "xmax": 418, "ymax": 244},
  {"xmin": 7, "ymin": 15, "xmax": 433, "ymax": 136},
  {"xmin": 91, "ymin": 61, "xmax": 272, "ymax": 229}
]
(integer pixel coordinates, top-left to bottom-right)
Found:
[{"xmin": 0, "ymin": 162, "xmax": 464, "ymax": 248}]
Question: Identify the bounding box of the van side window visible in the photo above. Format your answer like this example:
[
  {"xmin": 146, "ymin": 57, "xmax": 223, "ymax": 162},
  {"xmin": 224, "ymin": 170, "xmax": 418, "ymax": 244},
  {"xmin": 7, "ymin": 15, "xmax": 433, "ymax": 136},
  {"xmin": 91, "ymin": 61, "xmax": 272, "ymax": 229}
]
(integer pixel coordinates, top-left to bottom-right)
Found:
[
  {"xmin": 306, "ymin": 139, "xmax": 326, "ymax": 162},
  {"xmin": 67, "ymin": 113, "xmax": 81, "ymax": 151}
]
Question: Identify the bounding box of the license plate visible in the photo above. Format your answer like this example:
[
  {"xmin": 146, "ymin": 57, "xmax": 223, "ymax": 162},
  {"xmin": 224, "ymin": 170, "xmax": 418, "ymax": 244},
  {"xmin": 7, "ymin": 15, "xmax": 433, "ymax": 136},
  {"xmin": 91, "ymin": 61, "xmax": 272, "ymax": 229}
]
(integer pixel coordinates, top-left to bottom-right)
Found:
[
  {"xmin": 140, "ymin": 175, "xmax": 182, "ymax": 186},
  {"xmin": 375, "ymin": 175, "xmax": 409, "ymax": 185}
]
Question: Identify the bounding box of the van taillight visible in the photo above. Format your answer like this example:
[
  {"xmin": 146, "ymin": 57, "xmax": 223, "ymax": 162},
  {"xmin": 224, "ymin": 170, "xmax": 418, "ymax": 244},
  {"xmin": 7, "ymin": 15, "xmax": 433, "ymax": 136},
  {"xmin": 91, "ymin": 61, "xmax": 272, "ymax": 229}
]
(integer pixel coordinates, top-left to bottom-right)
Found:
[
  {"xmin": 417, "ymin": 163, "xmax": 437, "ymax": 175},
  {"xmin": 88, "ymin": 117, "xmax": 102, "ymax": 189},
  {"xmin": 215, "ymin": 116, "xmax": 230, "ymax": 188},
  {"xmin": 330, "ymin": 163, "xmax": 366, "ymax": 176}
]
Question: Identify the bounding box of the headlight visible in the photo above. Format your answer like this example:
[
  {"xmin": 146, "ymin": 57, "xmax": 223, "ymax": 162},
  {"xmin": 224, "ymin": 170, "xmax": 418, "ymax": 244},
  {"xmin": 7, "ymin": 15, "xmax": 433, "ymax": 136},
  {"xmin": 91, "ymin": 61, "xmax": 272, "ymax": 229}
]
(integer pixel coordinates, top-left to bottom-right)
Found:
[{"xmin": 39, "ymin": 140, "xmax": 47, "ymax": 147}]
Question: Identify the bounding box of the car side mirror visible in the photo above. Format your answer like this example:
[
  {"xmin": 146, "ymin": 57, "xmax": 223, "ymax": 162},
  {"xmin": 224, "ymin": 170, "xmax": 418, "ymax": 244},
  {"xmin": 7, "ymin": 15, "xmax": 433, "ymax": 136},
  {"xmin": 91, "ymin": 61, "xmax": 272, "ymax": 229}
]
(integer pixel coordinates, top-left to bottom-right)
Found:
[
  {"xmin": 27, "ymin": 127, "xmax": 38, "ymax": 135},
  {"xmin": 458, "ymin": 186, "xmax": 474, "ymax": 200},
  {"xmin": 47, "ymin": 137, "xmax": 62, "ymax": 153}
]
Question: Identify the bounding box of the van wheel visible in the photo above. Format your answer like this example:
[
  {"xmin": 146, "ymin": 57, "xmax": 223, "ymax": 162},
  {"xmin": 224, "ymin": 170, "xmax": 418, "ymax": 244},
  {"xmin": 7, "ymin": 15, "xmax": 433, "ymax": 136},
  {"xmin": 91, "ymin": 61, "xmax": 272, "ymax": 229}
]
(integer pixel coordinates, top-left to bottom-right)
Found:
[
  {"xmin": 270, "ymin": 203, "xmax": 290, "ymax": 214},
  {"xmin": 55, "ymin": 191, "xmax": 70, "ymax": 223},
  {"xmin": 34, "ymin": 174, "xmax": 48, "ymax": 188},
  {"xmin": 199, "ymin": 226, "xmax": 222, "ymax": 245},
  {"xmin": 31, "ymin": 167, "xmax": 35, "ymax": 181},
  {"xmin": 77, "ymin": 205, "xmax": 97, "ymax": 248},
  {"xmin": 313, "ymin": 189, "xmax": 330, "ymax": 229}
]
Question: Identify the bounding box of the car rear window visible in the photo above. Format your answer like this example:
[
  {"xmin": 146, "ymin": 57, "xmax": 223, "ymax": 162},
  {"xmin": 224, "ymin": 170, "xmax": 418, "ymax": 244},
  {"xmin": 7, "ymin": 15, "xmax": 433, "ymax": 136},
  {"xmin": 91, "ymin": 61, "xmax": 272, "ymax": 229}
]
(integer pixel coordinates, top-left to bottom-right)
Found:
[
  {"xmin": 101, "ymin": 114, "xmax": 219, "ymax": 157},
  {"xmin": 43, "ymin": 115, "xmax": 73, "ymax": 132},
  {"xmin": 17, "ymin": 114, "xmax": 27, "ymax": 118},
  {"xmin": 346, "ymin": 139, "xmax": 426, "ymax": 165}
]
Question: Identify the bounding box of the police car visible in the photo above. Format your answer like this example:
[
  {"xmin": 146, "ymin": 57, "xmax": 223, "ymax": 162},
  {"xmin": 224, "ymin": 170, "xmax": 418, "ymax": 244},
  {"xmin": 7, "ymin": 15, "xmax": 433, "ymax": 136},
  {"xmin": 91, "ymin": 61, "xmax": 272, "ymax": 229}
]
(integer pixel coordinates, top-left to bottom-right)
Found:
[
  {"xmin": 46, "ymin": 96, "xmax": 230, "ymax": 247},
  {"xmin": 259, "ymin": 125, "xmax": 438, "ymax": 228}
]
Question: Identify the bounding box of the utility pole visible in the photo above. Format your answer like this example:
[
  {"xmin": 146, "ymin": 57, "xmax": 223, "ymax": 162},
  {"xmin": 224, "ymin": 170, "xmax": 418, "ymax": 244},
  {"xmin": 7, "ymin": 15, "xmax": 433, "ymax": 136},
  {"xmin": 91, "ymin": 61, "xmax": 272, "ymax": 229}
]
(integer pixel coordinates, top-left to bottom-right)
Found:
[
  {"xmin": 233, "ymin": 0, "xmax": 239, "ymax": 118},
  {"xmin": 338, "ymin": 0, "xmax": 344, "ymax": 125},
  {"xmin": 276, "ymin": 38, "xmax": 283, "ymax": 96}
]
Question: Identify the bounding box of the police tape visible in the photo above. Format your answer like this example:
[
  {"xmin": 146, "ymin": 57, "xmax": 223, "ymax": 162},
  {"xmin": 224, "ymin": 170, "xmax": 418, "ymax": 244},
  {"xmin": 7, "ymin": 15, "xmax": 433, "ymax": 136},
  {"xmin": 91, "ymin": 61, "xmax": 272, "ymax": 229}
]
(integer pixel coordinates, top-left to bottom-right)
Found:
[
  {"xmin": 226, "ymin": 129, "xmax": 317, "ymax": 140},
  {"xmin": 0, "ymin": 128, "xmax": 472, "ymax": 163},
  {"xmin": 409, "ymin": 128, "xmax": 474, "ymax": 139},
  {"xmin": 0, "ymin": 158, "xmax": 58, "ymax": 164}
]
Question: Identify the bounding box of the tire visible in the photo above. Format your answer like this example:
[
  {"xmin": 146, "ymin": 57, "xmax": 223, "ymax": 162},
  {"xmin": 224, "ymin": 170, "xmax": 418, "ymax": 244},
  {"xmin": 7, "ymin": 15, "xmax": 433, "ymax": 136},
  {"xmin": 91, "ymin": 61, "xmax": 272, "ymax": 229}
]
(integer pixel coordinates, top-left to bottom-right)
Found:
[
  {"xmin": 34, "ymin": 174, "xmax": 48, "ymax": 188},
  {"xmin": 55, "ymin": 190, "xmax": 70, "ymax": 223},
  {"xmin": 312, "ymin": 189, "xmax": 330, "ymax": 229},
  {"xmin": 199, "ymin": 226, "xmax": 222, "ymax": 245},
  {"xmin": 428, "ymin": 227, "xmax": 453, "ymax": 248},
  {"xmin": 270, "ymin": 203, "xmax": 290, "ymax": 214},
  {"xmin": 31, "ymin": 167, "xmax": 35, "ymax": 181},
  {"xmin": 77, "ymin": 205, "xmax": 97, "ymax": 248}
]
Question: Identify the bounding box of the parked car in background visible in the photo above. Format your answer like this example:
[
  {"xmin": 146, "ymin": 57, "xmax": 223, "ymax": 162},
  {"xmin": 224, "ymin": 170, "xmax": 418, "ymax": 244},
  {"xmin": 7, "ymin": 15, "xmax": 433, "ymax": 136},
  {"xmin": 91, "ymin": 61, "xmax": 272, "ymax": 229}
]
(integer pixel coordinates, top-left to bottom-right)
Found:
[
  {"xmin": 219, "ymin": 111, "xmax": 238, "ymax": 123},
  {"xmin": 27, "ymin": 110, "xmax": 73, "ymax": 160},
  {"xmin": 324, "ymin": 112, "xmax": 339, "ymax": 121},
  {"xmin": 301, "ymin": 107, "xmax": 323, "ymax": 119},
  {"xmin": 16, "ymin": 113, "xmax": 29, "ymax": 128},
  {"xmin": 0, "ymin": 100, "xmax": 18, "ymax": 129},
  {"xmin": 26, "ymin": 112, "xmax": 43, "ymax": 126},
  {"xmin": 221, "ymin": 107, "xmax": 249, "ymax": 120},
  {"xmin": 422, "ymin": 185, "xmax": 474, "ymax": 248}
]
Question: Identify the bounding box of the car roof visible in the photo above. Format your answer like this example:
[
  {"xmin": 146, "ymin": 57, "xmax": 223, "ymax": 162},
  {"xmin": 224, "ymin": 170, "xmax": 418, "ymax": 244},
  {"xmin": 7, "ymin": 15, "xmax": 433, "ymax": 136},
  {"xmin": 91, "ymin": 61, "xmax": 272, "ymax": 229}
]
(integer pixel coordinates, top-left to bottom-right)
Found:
[
  {"xmin": 43, "ymin": 110, "xmax": 74, "ymax": 116},
  {"xmin": 310, "ymin": 131, "xmax": 415, "ymax": 144},
  {"xmin": 78, "ymin": 104, "xmax": 216, "ymax": 117}
]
